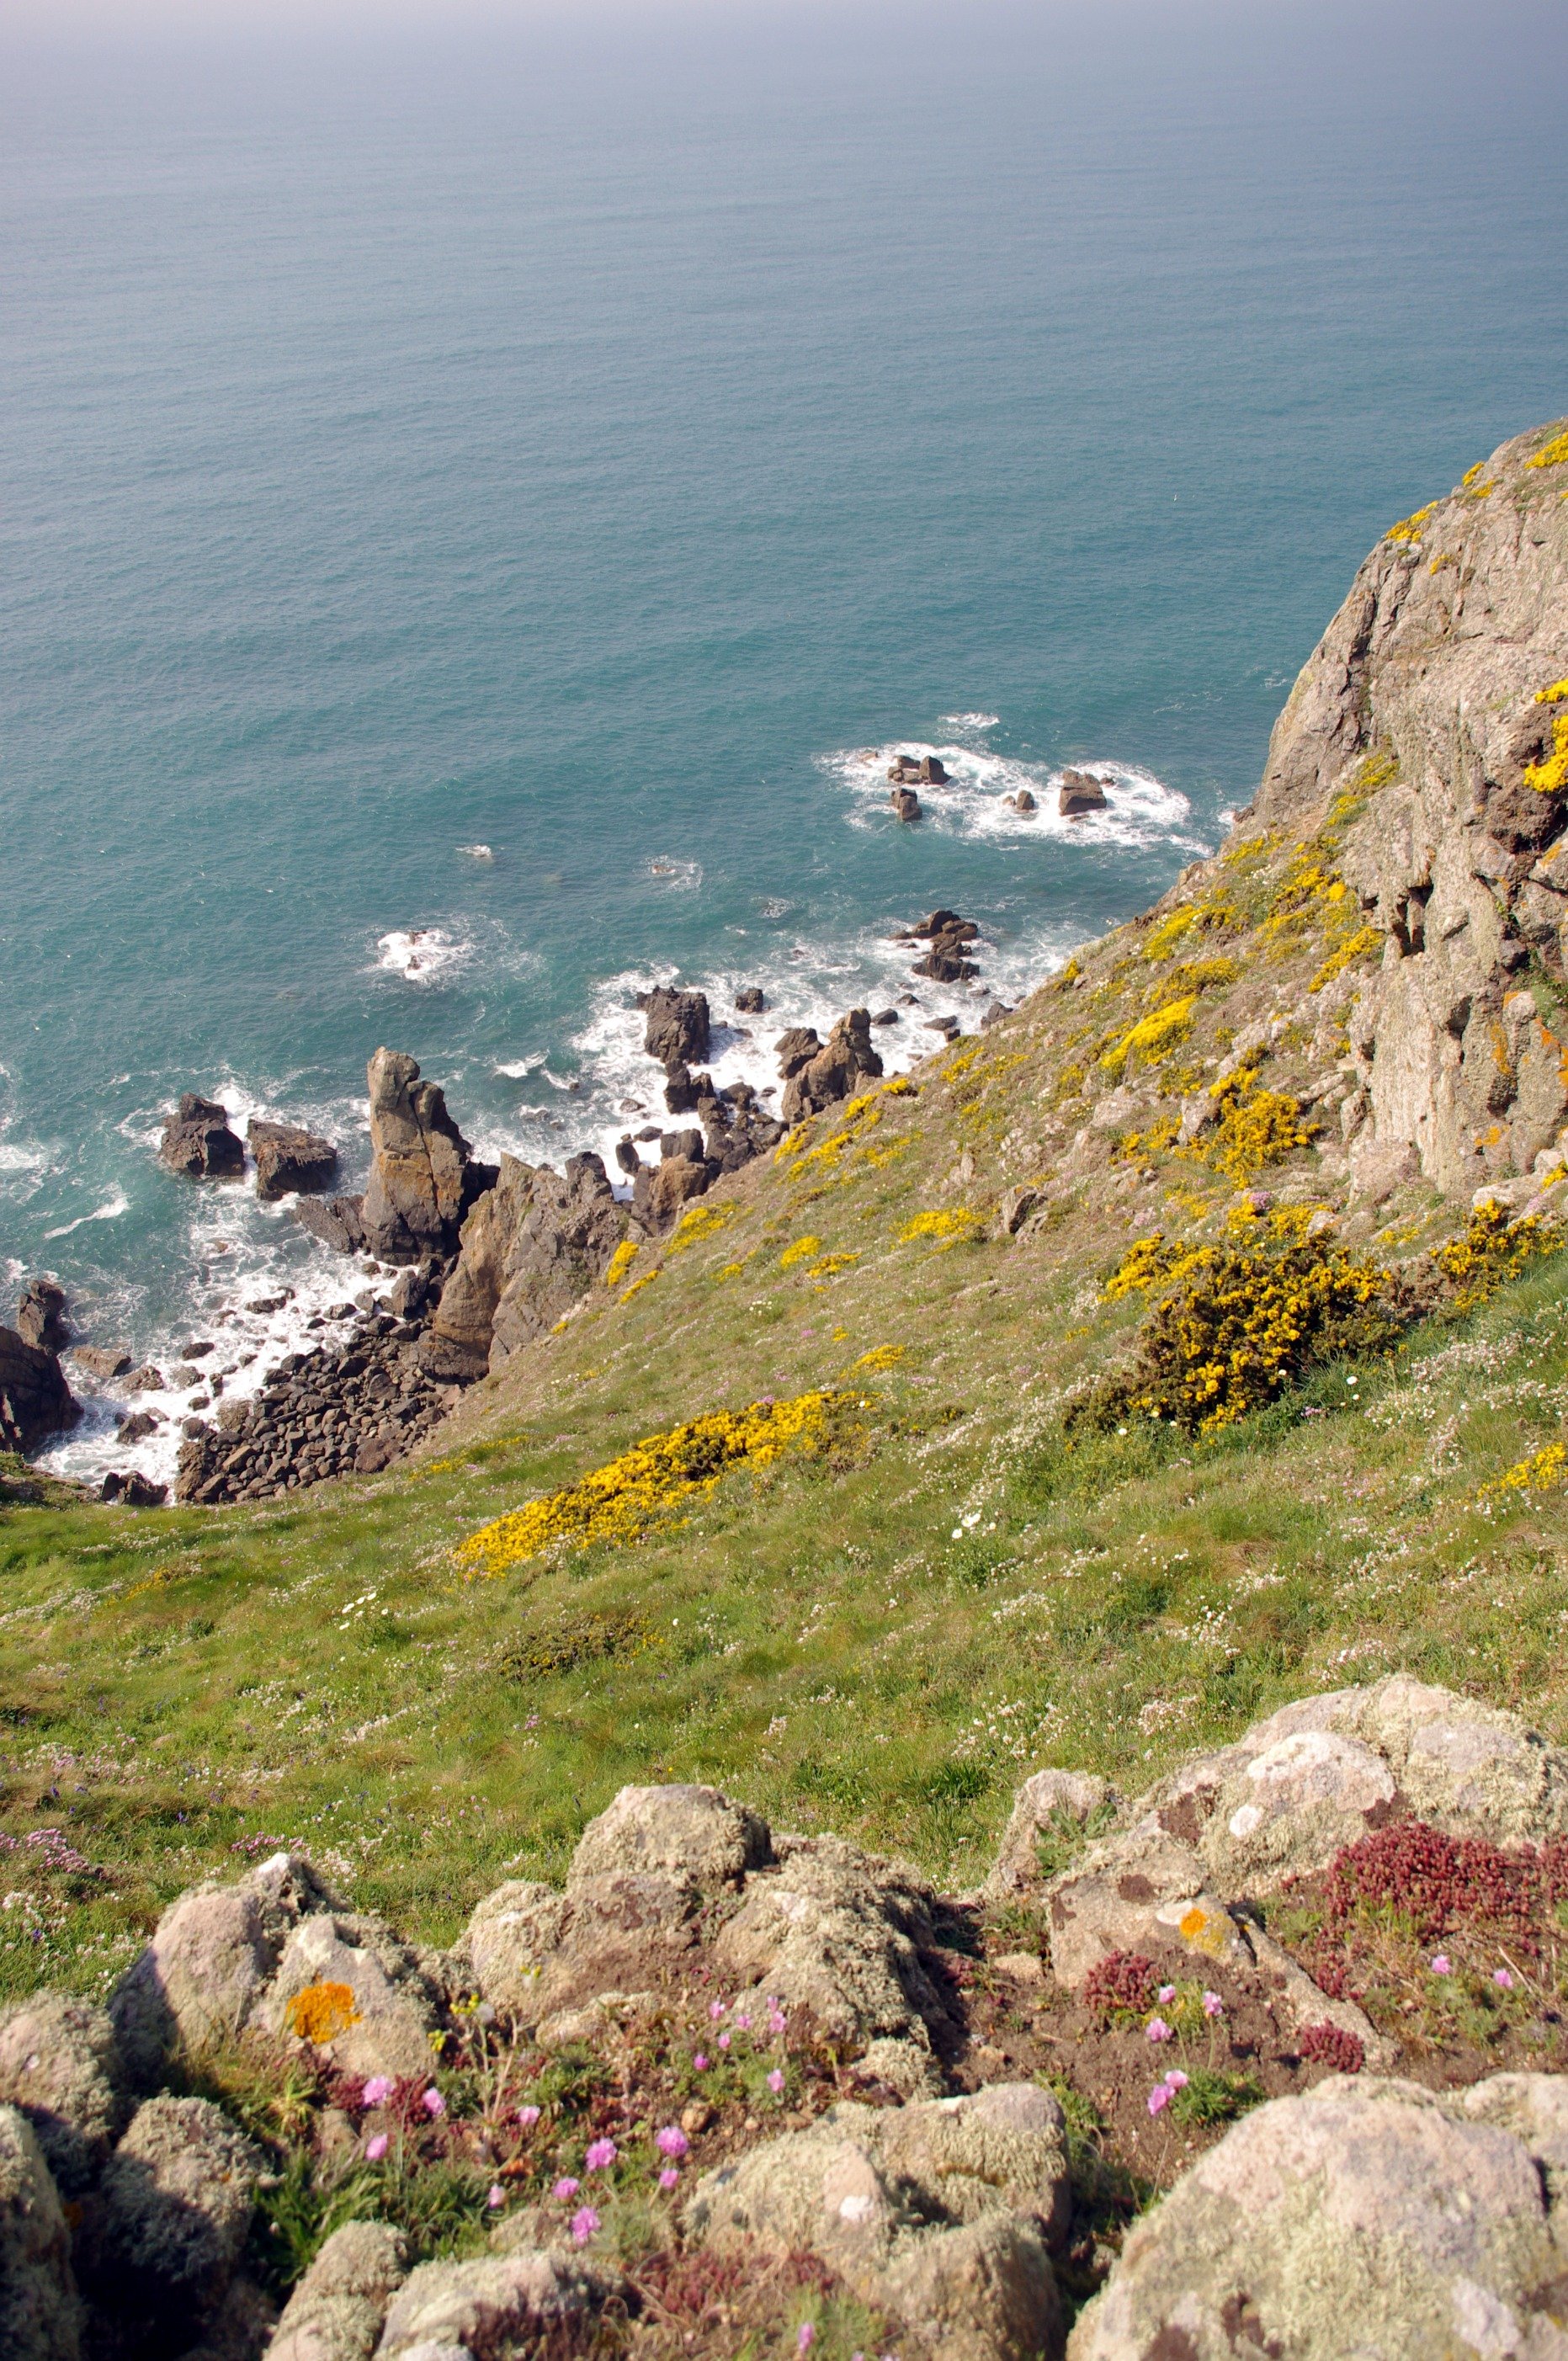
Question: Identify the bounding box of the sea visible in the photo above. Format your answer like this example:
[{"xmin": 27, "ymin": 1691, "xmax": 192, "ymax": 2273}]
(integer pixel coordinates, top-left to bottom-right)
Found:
[{"xmin": 3, "ymin": 1, "xmax": 1566, "ymax": 1488}]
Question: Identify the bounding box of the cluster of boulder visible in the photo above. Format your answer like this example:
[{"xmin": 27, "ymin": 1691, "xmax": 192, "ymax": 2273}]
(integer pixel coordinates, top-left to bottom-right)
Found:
[
  {"xmin": 896, "ymin": 907, "xmax": 982, "ymax": 985},
  {"xmin": 5, "ymin": 1676, "xmax": 1568, "ymax": 2358},
  {"xmin": 1055, "ymin": 768, "xmax": 1110, "ymax": 818},
  {"xmin": 886, "ymin": 751, "xmax": 948, "ymax": 822},
  {"xmin": 159, "ymin": 1096, "xmax": 339, "ymax": 1203}
]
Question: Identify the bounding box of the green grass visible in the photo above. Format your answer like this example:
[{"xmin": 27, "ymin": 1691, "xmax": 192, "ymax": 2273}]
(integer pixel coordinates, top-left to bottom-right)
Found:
[{"xmin": 6, "ymin": 818, "xmax": 1568, "ymax": 2002}]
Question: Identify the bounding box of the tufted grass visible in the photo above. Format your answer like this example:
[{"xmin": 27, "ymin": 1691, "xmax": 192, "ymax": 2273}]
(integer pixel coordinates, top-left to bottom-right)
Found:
[{"xmin": 7, "ymin": 817, "xmax": 1568, "ymax": 2002}]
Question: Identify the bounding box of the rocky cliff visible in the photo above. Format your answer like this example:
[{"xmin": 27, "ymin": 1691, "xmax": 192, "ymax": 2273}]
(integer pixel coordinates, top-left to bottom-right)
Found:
[{"xmin": 1252, "ymin": 417, "xmax": 1568, "ymax": 1196}]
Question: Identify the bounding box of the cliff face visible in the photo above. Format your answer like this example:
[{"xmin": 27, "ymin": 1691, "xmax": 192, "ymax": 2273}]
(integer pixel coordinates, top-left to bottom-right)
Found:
[{"xmin": 1252, "ymin": 419, "xmax": 1568, "ymax": 1196}]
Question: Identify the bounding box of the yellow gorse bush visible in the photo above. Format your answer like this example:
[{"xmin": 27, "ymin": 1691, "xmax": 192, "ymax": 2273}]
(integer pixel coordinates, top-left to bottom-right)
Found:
[
  {"xmin": 1385, "ymin": 502, "xmax": 1437, "ymax": 545},
  {"xmin": 1527, "ymin": 430, "xmax": 1568, "ymax": 471},
  {"xmin": 454, "ymin": 1391, "xmax": 842, "ymax": 1577},
  {"xmin": 1476, "ymin": 1442, "xmax": 1568, "ymax": 1504},
  {"xmin": 666, "ymin": 1202, "xmax": 735, "ymax": 1255},
  {"xmin": 853, "ymin": 1344, "xmax": 906, "ymax": 1371},
  {"xmin": 1436, "ymin": 1201, "xmax": 1561, "ymax": 1311},
  {"xmin": 1100, "ymin": 997, "xmax": 1197, "ymax": 1077},
  {"xmin": 897, "ymin": 1208, "xmax": 983, "ymax": 1248},
  {"xmin": 779, "ymin": 1234, "xmax": 821, "ymax": 1269},
  {"xmin": 1199, "ymin": 1075, "xmax": 1317, "ymax": 1184},
  {"xmin": 1524, "ymin": 681, "xmax": 1568, "ymax": 797},
  {"xmin": 603, "ymin": 1239, "xmax": 639, "ymax": 1290}
]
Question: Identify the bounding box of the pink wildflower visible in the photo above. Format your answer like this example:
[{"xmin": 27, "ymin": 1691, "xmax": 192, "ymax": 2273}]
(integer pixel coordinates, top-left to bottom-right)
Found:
[
  {"xmin": 1163, "ymin": 2070, "xmax": 1189, "ymax": 2090},
  {"xmin": 1147, "ymin": 2084, "xmax": 1172, "ymax": 2117},
  {"xmin": 364, "ymin": 2132, "xmax": 389, "ymax": 2162},
  {"xmin": 1202, "ymin": 1991, "xmax": 1224, "ymax": 2018},
  {"xmin": 735, "ymin": 2013, "xmax": 752, "ymax": 2029},
  {"xmin": 517, "ymin": 2104, "xmax": 541, "ymax": 2128},
  {"xmin": 1495, "ymin": 1968, "xmax": 1515, "ymax": 1991},
  {"xmin": 1156, "ymin": 1985, "xmax": 1176, "ymax": 2003},
  {"xmin": 1431, "ymin": 1954, "xmax": 1452, "ymax": 1975},
  {"xmin": 694, "ymin": 2053, "xmax": 709, "ymax": 2071},
  {"xmin": 585, "ymin": 2138, "xmax": 617, "ymax": 2171},
  {"xmin": 362, "ymin": 2076, "xmax": 393, "ymax": 2107},
  {"xmin": 655, "ymin": 2126, "xmax": 689, "ymax": 2159},
  {"xmin": 718, "ymin": 2032, "xmax": 731, "ymax": 2050},
  {"xmin": 767, "ymin": 2068, "xmax": 785, "ymax": 2095},
  {"xmin": 659, "ymin": 2166, "xmax": 680, "ymax": 2191},
  {"xmin": 1145, "ymin": 2017, "xmax": 1172, "ymax": 2043},
  {"xmin": 710, "ymin": 2000, "xmax": 726, "ymax": 2021},
  {"xmin": 487, "ymin": 2184, "xmax": 505, "ymax": 2209},
  {"xmin": 797, "ymin": 2328, "xmax": 816, "ymax": 2354},
  {"xmin": 554, "ymin": 2177, "xmax": 581, "ymax": 2201},
  {"xmin": 422, "ymin": 2087, "xmax": 445, "ymax": 2117},
  {"xmin": 571, "ymin": 2205, "xmax": 600, "ymax": 2246}
]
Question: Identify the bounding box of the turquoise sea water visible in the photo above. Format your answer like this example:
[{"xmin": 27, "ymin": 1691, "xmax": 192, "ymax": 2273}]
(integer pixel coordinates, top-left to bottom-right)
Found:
[{"xmin": 3, "ymin": 4, "xmax": 1566, "ymax": 1481}]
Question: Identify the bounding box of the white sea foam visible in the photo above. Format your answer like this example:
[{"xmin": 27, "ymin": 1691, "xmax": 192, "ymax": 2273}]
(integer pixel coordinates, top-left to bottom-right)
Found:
[
  {"xmin": 646, "ymin": 858, "xmax": 703, "ymax": 891},
  {"xmin": 43, "ymin": 1190, "xmax": 129, "ymax": 1240},
  {"xmin": 940, "ymin": 711, "xmax": 1001, "ymax": 731},
  {"xmin": 827, "ymin": 740, "xmax": 1203, "ymax": 853},
  {"xmin": 458, "ymin": 843, "xmax": 496, "ymax": 861},
  {"xmin": 374, "ymin": 927, "xmax": 470, "ymax": 984}
]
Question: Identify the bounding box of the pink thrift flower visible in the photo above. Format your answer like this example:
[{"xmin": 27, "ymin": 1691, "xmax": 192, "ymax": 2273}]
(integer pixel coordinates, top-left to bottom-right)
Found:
[
  {"xmin": 487, "ymin": 2184, "xmax": 505, "ymax": 2209},
  {"xmin": 769, "ymin": 2013, "xmax": 787, "ymax": 2036},
  {"xmin": 718, "ymin": 2032, "xmax": 731, "ymax": 2050},
  {"xmin": 364, "ymin": 2132, "xmax": 389, "ymax": 2161},
  {"xmin": 362, "ymin": 2076, "xmax": 393, "ymax": 2107},
  {"xmin": 1145, "ymin": 2017, "xmax": 1172, "ymax": 2043},
  {"xmin": 1431, "ymin": 1954, "xmax": 1452, "ymax": 1976},
  {"xmin": 585, "ymin": 2138, "xmax": 617, "ymax": 2171},
  {"xmin": 735, "ymin": 2013, "xmax": 752, "ymax": 2029},
  {"xmin": 797, "ymin": 2328, "xmax": 816, "ymax": 2354},
  {"xmin": 1495, "ymin": 1968, "xmax": 1515, "ymax": 1991},
  {"xmin": 1156, "ymin": 1985, "xmax": 1176, "ymax": 2003},
  {"xmin": 571, "ymin": 2205, "xmax": 600, "ymax": 2246},
  {"xmin": 517, "ymin": 2104, "xmax": 541, "ymax": 2128},
  {"xmin": 554, "ymin": 2177, "xmax": 581, "ymax": 2201},
  {"xmin": 422, "ymin": 2087, "xmax": 445, "ymax": 2118},
  {"xmin": 659, "ymin": 2166, "xmax": 680, "ymax": 2191},
  {"xmin": 710, "ymin": 2000, "xmax": 726, "ymax": 2021},
  {"xmin": 1147, "ymin": 2084, "xmax": 1172, "ymax": 2117},
  {"xmin": 1202, "ymin": 1991, "xmax": 1224, "ymax": 2018},
  {"xmin": 655, "ymin": 2126, "xmax": 689, "ymax": 2159},
  {"xmin": 694, "ymin": 2053, "xmax": 709, "ymax": 2071},
  {"xmin": 1163, "ymin": 2069, "xmax": 1189, "ymax": 2090},
  {"xmin": 767, "ymin": 2068, "xmax": 785, "ymax": 2095}
]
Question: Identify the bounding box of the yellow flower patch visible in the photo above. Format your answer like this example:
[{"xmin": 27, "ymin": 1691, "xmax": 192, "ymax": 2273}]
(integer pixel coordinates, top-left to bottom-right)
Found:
[
  {"xmin": 620, "ymin": 1270, "xmax": 659, "ymax": 1306},
  {"xmin": 1527, "ymin": 430, "xmax": 1568, "ymax": 471},
  {"xmin": 1385, "ymin": 501, "xmax": 1437, "ymax": 545},
  {"xmin": 1101, "ymin": 997, "xmax": 1197, "ymax": 1077},
  {"xmin": 666, "ymin": 1202, "xmax": 736, "ymax": 1256},
  {"xmin": 1525, "ymin": 681, "xmax": 1568, "ymax": 797},
  {"xmin": 603, "ymin": 1239, "xmax": 639, "ymax": 1290},
  {"xmin": 853, "ymin": 1344, "xmax": 906, "ymax": 1371},
  {"xmin": 897, "ymin": 1208, "xmax": 983, "ymax": 1249},
  {"xmin": 809, "ymin": 1252, "xmax": 860, "ymax": 1279},
  {"xmin": 454, "ymin": 1391, "xmax": 842, "ymax": 1577},
  {"xmin": 1476, "ymin": 1442, "xmax": 1568, "ymax": 1504},
  {"xmin": 1310, "ymin": 925, "xmax": 1382, "ymax": 993},
  {"xmin": 779, "ymin": 1234, "xmax": 821, "ymax": 1269}
]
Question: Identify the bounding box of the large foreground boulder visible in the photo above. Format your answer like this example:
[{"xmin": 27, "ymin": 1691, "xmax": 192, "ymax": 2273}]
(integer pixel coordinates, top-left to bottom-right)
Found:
[
  {"xmin": 688, "ymin": 2084, "xmax": 1070, "ymax": 2361},
  {"xmin": 1071, "ymin": 2073, "xmax": 1568, "ymax": 2359},
  {"xmin": 79, "ymin": 2095, "xmax": 263, "ymax": 2339},
  {"xmin": 160, "ymin": 1094, "xmax": 245, "ymax": 1179},
  {"xmin": 374, "ymin": 2250, "xmax": 624, "ymax": 2358},
  {"xmin": 268, "ymin": 2220, "xmax": 407, "ymax": 2361},
  {"xmin": 1033, "ymin": 1675, "xmax": 1568, "ymax": 1991},
  {"xmin": 359, "ymin": 1050, "xmax": 492, "ymax": 1260},
  {"xmin": 636, "ymin": 986, "xmax": 711, "ymax": 1070},
  {"xmin": 0, "ymin": 2104, "xmax": 82, "ymax": 2361},
  {"xmin": 0, "ymin": 1994, "xmax": 123, "ymax": 2194},
  {"xmin": 0, "ymin": 1327, "xmax": 79, "ymax": 1454}
]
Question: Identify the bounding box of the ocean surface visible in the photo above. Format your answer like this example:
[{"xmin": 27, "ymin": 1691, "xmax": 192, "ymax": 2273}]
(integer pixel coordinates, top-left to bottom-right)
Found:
[{"xmin": 3, "ymin": 3, "xmax": 1566, "ymax": 1486}]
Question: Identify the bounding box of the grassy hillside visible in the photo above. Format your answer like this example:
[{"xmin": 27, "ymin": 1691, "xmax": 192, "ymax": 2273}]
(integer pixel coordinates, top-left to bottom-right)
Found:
[{"xmin": 7, "ymin": 791, "xmax": 1568, "ymax": 2004}]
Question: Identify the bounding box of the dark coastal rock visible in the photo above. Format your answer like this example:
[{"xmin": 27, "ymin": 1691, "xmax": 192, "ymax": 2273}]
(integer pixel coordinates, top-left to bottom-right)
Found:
[
  {"xmin": 247, "ymin": 1119, "xmax": 338, "ymax": 1203},
  {"xmin": 115, "ymin": 1410, "xmax": 163, "ymax": 1444},
  {"xmin": 101, "ymin": 1471, "xmax": 168, "ymax": 1508},
  {"xmin": 72, "ymin": 1345, "xmax": 131, "ymax": 1380},
  {"xmin": 614, "ymin": 1136, "xmax": 641, "ymax": 1176},
  {"xmin": 159, "ymin": 1094, "xmax": 244, "ymax": 1180},
  {"xmin": 886, "ymin": 753, "xmax": 948, "ymax": 787},
  {"xmin": 632, "ymin": 1155, "xmax": 711, "ymax": 1231},
  {"xmin": 1009, "ymin": 787, "xmax": 1038, "ymax": 815},
  {"xmin": 735, "ymin": 987, "xmax": 767, "ymax": 1015},
  {"xmin": 420, "ymin": 1152, "xmax": 635, "ymax": 1381},
  {"xmin": 0, "ymin": 1326, "xmax": 79, "ymax": 1454},
  {"xmin": 910, "ymin": 907, "xmax": 982, "ymax": 985},
  {"xmin": 773, "ymin": 1026, "xmax": 822, "ymax": 1080},
  {"xmin": 662, "ymin": 1061, "xmax": 704, "ymax": 1114},
  {"xmin": 1059, "ymin": 767, "xmax": 1111, "ymax": 816},
  {"xmin": 122, "ymin": 1365, "xmax": 165, "ymax": 1394},
  {"xmin": 781, "ymin": 1008, "xmax": 884, "ymax": 1124},
  {"xmin": 359, "ymin": 1050, "xmax": 492, "ymax": 1261},
  {"xmin": 635, "ymin": 986, "xmax": 711, "ymax": 1070},
  {"xmin": 14, "ymin": 1280, "xmax": 68, "ymax": 1356},
  {"xmin": 981, "ymin": 999, "xmax": 1014, "ymax": 1030},
  {"xmin": 296, "ymin": 1194, "xmax": 368, "ymax": 1255},
  {"xmin": 890, "ymin": 785, "xmax": 922, "ymax": 822}
]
